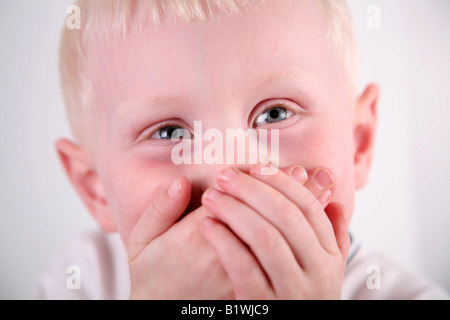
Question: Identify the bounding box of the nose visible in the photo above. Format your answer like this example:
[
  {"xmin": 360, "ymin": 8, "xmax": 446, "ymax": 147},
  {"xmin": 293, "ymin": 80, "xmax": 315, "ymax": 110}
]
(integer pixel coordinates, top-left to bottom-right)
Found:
[{"xmin": 174, "ymin": 123, "xmax": 280, "ymax": 211}]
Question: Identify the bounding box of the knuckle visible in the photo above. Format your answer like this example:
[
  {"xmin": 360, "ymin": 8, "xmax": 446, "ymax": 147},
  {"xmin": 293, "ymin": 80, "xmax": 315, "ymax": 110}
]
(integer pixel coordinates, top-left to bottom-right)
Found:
[
  {"xmin": 148, "ymin": 196, "xmax": 168, "ymax": 224},
  {"xmin": 276, "ymin": 199, "xmax": 306, "ymax": 230},
  {"xmin": 233, "ymin": 256, "xmax": 257, "ymax": 278},
  {"xmin": 284, "ymin": 204, "xmax": 306, "ymax": 228},
  {"xmin": 304, "ymin": 194, "xmax": 323, "ymax": 213},
  {"xmin": 254, "ymin": 222, "xmax": 283, "ymax": 250}
]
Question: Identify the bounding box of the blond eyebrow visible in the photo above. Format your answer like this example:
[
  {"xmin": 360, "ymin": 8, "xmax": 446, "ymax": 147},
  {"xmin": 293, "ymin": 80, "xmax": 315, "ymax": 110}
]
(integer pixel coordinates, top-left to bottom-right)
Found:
[
  {"xmin": 112, "ymin": 93, "xmax": 192, "ymax": 126},
  {"xmin": 242, "ymin": 70, "xmax": 314, "ymax": 101},
  {"xmin": 258, "ymin": 70, "xmax": 301, "ymax": 85},
  {"xmin": 249, "ymin": 70, "xmax": 313, "ymax": 90},
  {"xmin": 114, "ymin": 70, "xmax": 311, "ymax": 124}
]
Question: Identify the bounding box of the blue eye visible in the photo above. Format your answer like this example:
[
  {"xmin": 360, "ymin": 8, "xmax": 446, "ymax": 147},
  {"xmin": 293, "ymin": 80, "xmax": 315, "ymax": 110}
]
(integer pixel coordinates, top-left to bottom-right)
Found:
[
  {"xmin": 254, "ymin": 107, "xmax": 294, "ymax": 127},
  {"xmin": 150, "ymin": 126, "xmax": 190, "ymax": 140}
]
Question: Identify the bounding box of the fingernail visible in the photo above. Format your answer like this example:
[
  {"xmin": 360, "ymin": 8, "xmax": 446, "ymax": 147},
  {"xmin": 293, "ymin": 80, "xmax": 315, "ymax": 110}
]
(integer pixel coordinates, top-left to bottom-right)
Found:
[
  {"xmin": 314, "ymin": 169, "xmax": 333, "ymax": 189},
  {"xmin": 217, "ymin": 168, "xmax": 238, "ymax": 183},
  {"xmin": 290, "ymin": 166, "xmax": 308, "ymax": 183},
  {"xmin": 203, "ymin": 188, "xmax": 222, "ymax": 202},
  {"xmin": 167, "ymin": 178, "xmax": 181, "ymax": 199}
]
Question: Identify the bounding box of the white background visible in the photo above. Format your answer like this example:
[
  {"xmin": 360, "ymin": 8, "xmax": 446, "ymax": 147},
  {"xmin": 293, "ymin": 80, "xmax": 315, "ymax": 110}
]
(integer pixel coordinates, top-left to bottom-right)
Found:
[{"xmin": 0, "ymin": 0, "xmax": 449, "ymax": 299}]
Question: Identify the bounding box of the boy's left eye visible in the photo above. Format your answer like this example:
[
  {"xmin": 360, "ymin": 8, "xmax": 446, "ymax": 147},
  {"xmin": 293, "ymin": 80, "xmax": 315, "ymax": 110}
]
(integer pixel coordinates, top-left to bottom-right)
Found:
[{"xmin": 253, "ymin": 106, "xmax": 294, "ymax": 127}]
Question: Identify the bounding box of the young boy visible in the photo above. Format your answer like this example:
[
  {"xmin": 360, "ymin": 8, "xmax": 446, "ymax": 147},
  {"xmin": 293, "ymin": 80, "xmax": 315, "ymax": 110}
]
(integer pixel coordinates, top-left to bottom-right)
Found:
[{"xmin": 35, "ymin": 0, "xmax": 448, "ymax": 299}]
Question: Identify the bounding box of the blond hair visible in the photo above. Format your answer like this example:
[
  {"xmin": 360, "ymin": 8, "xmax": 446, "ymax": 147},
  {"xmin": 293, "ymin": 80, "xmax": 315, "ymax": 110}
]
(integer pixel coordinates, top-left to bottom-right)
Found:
[{"xmin": 59, "ymin": 0, "xmax": 358, "ymax": 145}]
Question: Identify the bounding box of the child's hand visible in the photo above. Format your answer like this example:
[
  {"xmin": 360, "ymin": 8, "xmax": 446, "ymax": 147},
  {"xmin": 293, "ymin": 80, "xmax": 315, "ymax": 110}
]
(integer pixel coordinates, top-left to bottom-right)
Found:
[
  {"xmin": 200, "ymin": 164, "xmax": 350, "ymax": 299},
  {"xmin": 127, "ymin": 177, "xmax": 234, "ymax": 299},
  {"xmin": 127, "ymin": 165, "xmax": 337, "ymax": 299}
]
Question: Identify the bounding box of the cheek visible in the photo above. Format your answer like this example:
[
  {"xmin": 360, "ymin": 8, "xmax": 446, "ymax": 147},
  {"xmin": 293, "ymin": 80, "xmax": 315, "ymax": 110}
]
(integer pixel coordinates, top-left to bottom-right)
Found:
[
  {"xmin": 278, "ymin": 123, "xmax": 346, "ymax": 169},
  {"xmin": 101, "ymin": 159, "xmax": 179, "ymax": 246},
  {"xmin": 278, "ymin": 118, "xmax": 356, "ymax": 217}
]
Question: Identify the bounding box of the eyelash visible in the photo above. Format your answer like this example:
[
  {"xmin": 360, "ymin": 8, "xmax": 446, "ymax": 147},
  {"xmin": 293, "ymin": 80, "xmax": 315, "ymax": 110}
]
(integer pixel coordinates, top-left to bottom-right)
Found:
[
  {"xmin": 150, "ymin": 124, "xmax": 190, "ymax": 140},
  {"xmin": 143, "ymin": 101, "xmax": 299, "ymax": 141},
  {"xmin": 251, "ymin": 103, "xmax": 295, "ymax": 128},
  {"xmin": 139, "ymin": 120, "xmax": 191, "ymax": 142}
]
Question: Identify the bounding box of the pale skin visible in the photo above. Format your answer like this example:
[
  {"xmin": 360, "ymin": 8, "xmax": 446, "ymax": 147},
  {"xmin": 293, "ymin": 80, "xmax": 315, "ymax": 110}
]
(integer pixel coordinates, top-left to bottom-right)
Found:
[{"xmin": 56, "ymin": 0, "xmax": 379, "ymax": 299}]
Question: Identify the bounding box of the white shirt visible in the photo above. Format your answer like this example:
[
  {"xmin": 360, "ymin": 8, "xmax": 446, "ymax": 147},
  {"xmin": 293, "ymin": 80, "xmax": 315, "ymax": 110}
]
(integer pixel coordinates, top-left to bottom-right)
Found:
[{"xmin": 33, "ymin": 231, "xmax": 449, "ymax": 300}]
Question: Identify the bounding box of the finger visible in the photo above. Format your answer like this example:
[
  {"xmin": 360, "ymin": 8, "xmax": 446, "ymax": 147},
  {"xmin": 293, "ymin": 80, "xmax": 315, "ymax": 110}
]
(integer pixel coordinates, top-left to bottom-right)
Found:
[
  {"xmin": 128, "ymin": 176, "xmax": 191, "ymax": 262},
  {"xmin": 249, "ymin": 164, "xmax": 338, "ymax": 255},
  {"xmin": 279, "ymin": 165, "xmax": 308, "ymax": 184},
  {"xmin": 200, "ymin": 216, "xmax": 273, "ymax": 299},
  {"xmin": 202, "ymin": 188, "xmax": 304, "ymax": 291},
  {"xmin": 303, "ymin": 168, "xmax": 334, "ymax": 208},
  {"xmin": 217, "ymin": 166, "xmax": 338, "ymax": 266},
  {"xmin": 280, "ymin": 166, "xmax": 333, "ymax": 208},
  {"xmin": 325, "ymin": 203, "xmax": 350, "ymax": 269}
]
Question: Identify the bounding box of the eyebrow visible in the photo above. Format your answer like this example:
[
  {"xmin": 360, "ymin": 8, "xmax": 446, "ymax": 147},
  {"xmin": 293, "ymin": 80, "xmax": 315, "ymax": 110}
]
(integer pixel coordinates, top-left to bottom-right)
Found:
[
  {"xmin": 244, "ymin": 69, "xmax": 313, "ymax": 94},
  {"xmin": 257, "ymin": 70, "xmax": 305, "ymax": 86},
  {"xmin": 247, "ymin": 69, "xmax": 314, "ymax": 104},
  {"xmin": 113, "ymin": 93, "xmax": 190, "ymax": 125},
  {"xmin": 114, "ymin": 70, "xmax": 312, "ymax": 124}
]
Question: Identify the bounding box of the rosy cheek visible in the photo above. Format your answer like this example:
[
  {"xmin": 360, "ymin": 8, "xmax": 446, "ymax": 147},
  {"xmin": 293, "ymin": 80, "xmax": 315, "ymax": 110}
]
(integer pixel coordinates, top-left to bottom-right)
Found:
[
  {"xmin": 107, "ymin": 159, "xmax": 178, "ymax": 245},
  {"xmin": 277, "ymin": 128, "xmax": 329, "ymax": 169},
  {"xmin": 277, "ymin": 122, "xmax": 354, "ymax": 194}
]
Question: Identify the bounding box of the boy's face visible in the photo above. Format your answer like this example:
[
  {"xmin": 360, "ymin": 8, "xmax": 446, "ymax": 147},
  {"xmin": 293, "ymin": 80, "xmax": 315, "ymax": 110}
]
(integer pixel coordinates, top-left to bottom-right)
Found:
[{"xmin": 79, "ymin": 0, "xmax": 376, "ymax": 246}]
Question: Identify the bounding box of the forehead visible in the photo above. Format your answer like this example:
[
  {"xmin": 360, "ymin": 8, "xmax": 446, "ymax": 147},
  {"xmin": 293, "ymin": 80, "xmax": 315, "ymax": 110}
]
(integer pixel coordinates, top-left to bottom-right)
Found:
[{"xmin": 85, "ymin": 0, "xmax": 340, "ymax": 114}]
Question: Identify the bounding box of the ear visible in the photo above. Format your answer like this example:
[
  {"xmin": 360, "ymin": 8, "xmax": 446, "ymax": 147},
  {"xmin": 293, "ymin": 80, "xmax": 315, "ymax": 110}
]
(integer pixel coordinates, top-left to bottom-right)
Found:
[
  {"xmin": 55, "ymin": 138, "xmax": 117, "ymax": 233},
  {"xmin": 354, "ymin": 83, "xmax": 380, "ymax": 190}
]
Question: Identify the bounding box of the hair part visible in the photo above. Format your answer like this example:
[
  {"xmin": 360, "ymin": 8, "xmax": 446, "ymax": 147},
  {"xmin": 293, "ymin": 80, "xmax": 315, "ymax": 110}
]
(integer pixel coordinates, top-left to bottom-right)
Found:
[{"xmin": 59, "ymin": 0, "xmax": 358, "ymax": 145}]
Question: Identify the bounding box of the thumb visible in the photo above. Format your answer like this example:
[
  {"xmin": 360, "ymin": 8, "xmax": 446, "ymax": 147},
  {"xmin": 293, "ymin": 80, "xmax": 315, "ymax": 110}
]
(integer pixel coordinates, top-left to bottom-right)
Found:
[{"xmin": 128, "ymin": 176, "xmax": 191, "ymax": 262}]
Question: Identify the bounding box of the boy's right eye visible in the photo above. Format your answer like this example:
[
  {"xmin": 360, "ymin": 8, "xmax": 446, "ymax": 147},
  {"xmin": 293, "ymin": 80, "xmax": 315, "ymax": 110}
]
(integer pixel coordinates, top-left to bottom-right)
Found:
[{"xmin": 150, "ymin": 126, "xmax": 191, "ymax": 140}]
